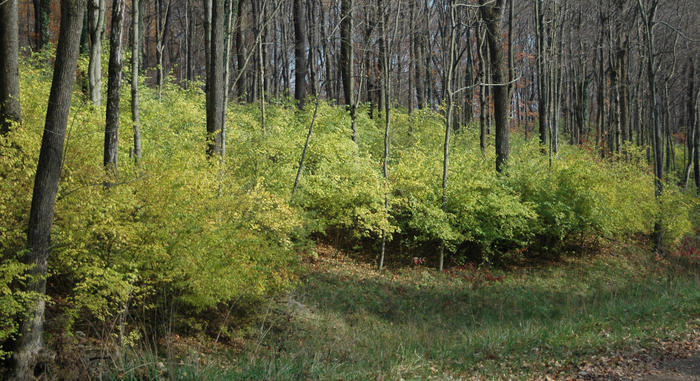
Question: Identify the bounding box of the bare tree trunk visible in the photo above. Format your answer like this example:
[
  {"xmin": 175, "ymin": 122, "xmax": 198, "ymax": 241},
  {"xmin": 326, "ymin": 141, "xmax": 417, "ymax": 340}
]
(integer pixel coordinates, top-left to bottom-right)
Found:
[
  {"xmin": 476, "ymin": 25, "xmax": 487, "ymax": 155},
  {"xmin": 0, "ymin": 0, "xmax": 21, "ymax": 135},
  {"xmin": 13, "ymin": 1, "xmax": 85, "ymax": 379},
  {"xmin": 131, "ymin": 0, "xmax": 141, "ymax": 161},
  {"xmin": 235, "ymin": 0, "xmax": 246, "ymax": 100},
  {"xmin": 156, "ymin": 0, "xmax": 172, "ymax": 99},
  {"xmin": 340, "ymin": 0, "xmax": 356, "ymax": 141},
  {"xmin": 481, "ymin": 0, "xmax": 509, "ymax": 172},
  {"xmin": 88, "ymin": 0, "xmax": 106, "ymax": 105},
  {"xmin": 378, "ymin": 0, "xmax": 400, "ymax": 271},
  {"xmin": 293, "ymin": 0, "xmax": 307, "ymax": 108},
  {"xmin": 440, "ymin": 0, "xmax": 456, "ymax": 272},
  {"xmin": 637, "ymin": 0, "xmax": 662, "ymax": 251},
  {"xmin": 222, "ymin": 0, "xmax": 235, "ymax": 152},
  {"xmin": 258, "ymin": 22, "xmax": 266, "ymax": 135},
  {"xmin": 535, "ymin": 0, "xmax": 547, "ymax": 146},
  {"xmin": 206, "ymin": 0, "xmax": 225, "ymax": 157},
  {"xmin": 104, "ymin": 0, "xmax": 126, "ymax": 173}
]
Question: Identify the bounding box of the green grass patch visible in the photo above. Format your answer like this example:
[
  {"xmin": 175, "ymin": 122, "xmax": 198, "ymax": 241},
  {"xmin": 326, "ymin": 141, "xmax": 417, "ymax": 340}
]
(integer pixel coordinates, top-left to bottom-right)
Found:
[{"xmin": 220, "ymin": 247, "xmax": 699, "ymax": 380}]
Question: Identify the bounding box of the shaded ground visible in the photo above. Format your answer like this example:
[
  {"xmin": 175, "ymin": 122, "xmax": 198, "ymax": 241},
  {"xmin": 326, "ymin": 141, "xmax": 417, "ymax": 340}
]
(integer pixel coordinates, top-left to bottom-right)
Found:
[{"xmin": 540, "ymin": 331, "xmax": 700, "ymax": 380}]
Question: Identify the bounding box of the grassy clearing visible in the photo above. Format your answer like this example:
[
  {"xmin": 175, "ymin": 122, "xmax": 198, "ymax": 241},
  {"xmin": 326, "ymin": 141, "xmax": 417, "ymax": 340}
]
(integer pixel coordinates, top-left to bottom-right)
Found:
[{"xmin": 216, "ymin": 243, "xmax": 698, "ymax": 380}]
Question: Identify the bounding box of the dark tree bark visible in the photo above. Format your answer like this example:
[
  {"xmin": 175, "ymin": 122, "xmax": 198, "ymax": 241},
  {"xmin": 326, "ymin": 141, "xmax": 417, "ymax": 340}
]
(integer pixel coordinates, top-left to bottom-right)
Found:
[
  {"xmin": 535, "ymin": 0, "xmax": 547, "ymax": 146},
  {"xmin": 88, "ymin": 0, "xmax": 106, "ymax": 105},
  {"xmin": 206, "ymin": 0, "xmax": 224, "ymax": 157},
  {"xmin": 13, "ymin": 1, "xmax": 86, "ymax": 378},
  {"xmin": 293, "ymin": 0, "xmax": 307, "ymax": 108},
  {"xmin": 0, "ymin": 0, "xmax": 21, "ymax": 134},
  {"xmin": 440, "ymin": 0, "xmax": 457, "ymax": 272},
  {"xmin": 637, "ymin": 0, "xmax": 662, "ymax": 251},
  {"xmin": 131, "ymin": 0, "xmax": 142, "ymax": 161},
  {"xmin": 104, "ymin": 0, "xmax": 126, "ymax": 172},
  {"xmin": 340, "ymin": 0, "xmax": 356, "ymax": 141},
  {"xmin": 480, "ymin": 0, "xmax": 509, "ymax": 172},
  {"xmin": 235, "ymin": 0, "xmax": 246, "ymax": 100},
  {"xmin": 476, "ymin": 24, "xmax": 487, "ymax": 155}
]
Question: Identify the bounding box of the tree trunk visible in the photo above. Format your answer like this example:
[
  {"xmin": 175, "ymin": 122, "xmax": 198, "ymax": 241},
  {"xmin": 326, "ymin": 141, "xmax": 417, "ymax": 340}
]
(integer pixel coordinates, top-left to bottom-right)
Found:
[
  {"xmin": 476, "ymin": 25, "xmax": 487, "ymax": 155},
  {"xmin": 156, "ymin": 0, "xmax": 171, "ymax": 99},
  {"xmin": 340, "ymin": 0, "xmax": 356, "ymax": 141},
  {"xmin": 535, "ymin": 0, "xmax": 547, "ymax": 146},
  {"xmin": 440, "ymin": 0, "xmax": 456, "ymax": 272},
  {"xmin": 104, "ymin": 0, "xmax": 126, "ymax": 173},
  {"xmin": 293, "ymin": 0, "xmax": 307, "ymax": 108},
  {"xmin": 481, "ymin": 0, "xmax": 509, "ymax": 172},
  {"xmin": 637, "ymin": 0, "xmax": 662, "ymax": 251},
  {"xmin": 131, "ymin": 0, "xmax": 141, "ymax": 161},
  {"xmin": 235, "ymin": 0, "xmax": 246, "ymax": 100},
  {"xmin": 88, "ymin": 0, "xmax": 106, "ymax": 105},
  {"xmin": 206, "ymin": 0, "xmax": 225, "ymax": 157},
  {"xmin": 0, "ymin": 0, "xmax": 21, "ymax": 134},
  {"xmin": 13, "ymin": 1, "xmax": 85, "ymax": 379}
]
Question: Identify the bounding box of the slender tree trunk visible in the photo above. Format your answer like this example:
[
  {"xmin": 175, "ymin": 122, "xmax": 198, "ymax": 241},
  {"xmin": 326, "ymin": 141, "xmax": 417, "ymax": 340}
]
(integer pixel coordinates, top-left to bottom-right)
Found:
[
  {"xmin": 340, "ymin": 0, "xmax": 356, "ymax": 142},
  {"xmin": 156, "ymin": 0, "xmax": 171, "ymax": 99},
  {"xmin": 131, "ymin": 0, "xmax": 141, "ymax": 161},
  {"xmin": 88, "ymin": 0, "xmax": 106, "ymax": 105},
  {"xmin": 235, "ymin": 0, "xmax": 246, "ymax": 100},
  {"xmin": 293, "ymin": 0, "xmax": 307, "ymax": 108},
  {"xmin": 440, "ymin": 0, "xmax": 456, "ymax": 272},
  {"xmin": 206, "ymin": 0, "xmax": 225, "ymax": 157},
  {"xmin": 535, "ymin": 0, "xmax": 547, "ymax": 146},
  {"xmin": 222, "ymin": 0, "xmax": 235, "ymax": 152},
  {"xmin": 476, "ymin": 25, "xmax": 487, "ymax": 155},
  {"xmin": 481, "ymin": 0, "xmax": 509, "ymax": 172},
  {"xmin": 13, "ymin": 1, "xmax": 85, "ymax": 379},
  {"xmin": 104, "ymin": 0, "xmax": 126, "ymax": 173},
  {"xmin": 0, "ymin": 0, "xmax": 21, "ymax": 135},
  {"xmin": 637, "ymin": 0, "xmax": 662, "ymax": 251},
  {"xmin": 259, "ymin": 24, "xmax": 266, "ymax": 135}
]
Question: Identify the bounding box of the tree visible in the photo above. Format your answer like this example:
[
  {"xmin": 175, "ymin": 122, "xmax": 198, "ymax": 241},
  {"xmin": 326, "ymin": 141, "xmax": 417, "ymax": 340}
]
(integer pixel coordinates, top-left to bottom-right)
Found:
[
  {"xmin": 637, "ymin": 0, "xmax": 662, "ymax": 251},
  {"xmin": 88, "ymin": 0, "xmax": 106, "ymax": 105},
  {"xmin": 439, "ymin": 0, "xmax": 457, "ymax": 272},
  {"xmin": 12, "ymin": 0, "xmax": 86, "ymax": 378},
  {"xmin": 155, "ymin": 0, "xmax": 172, "ymax": 99},
  {"xmin": 480, "ymin": 0, "xmax": 509, "ymax": 172},
  {"xmin": 131, "ymin": 0, "xmax": 142, "ymax": 161},
  {"xmin": 104, "ymin": 0, "xmax": 126, "ymax": 172},
  {"xmin": 0, "ymin": 0, "xmax": 21, "ymax": 135},
  {"xmin": 293, "ymin": 0, "xmax": 307, "ymax": 108},
  {"xmin": 206, "ymin": 0, "xmax": 225, "ymax": 157},
  {"xmin": 340, "ymin": 0, "xmax": 356, "ymax": 141}
]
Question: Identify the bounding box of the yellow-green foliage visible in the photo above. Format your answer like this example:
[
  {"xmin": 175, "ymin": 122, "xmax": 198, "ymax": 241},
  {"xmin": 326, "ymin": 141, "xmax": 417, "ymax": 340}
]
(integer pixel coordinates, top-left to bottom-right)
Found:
[
  {"xmin": 1, "ymin": 54, "xmax": 695, "ymax": 356},
  {"xmin": 1, "ymin": 58, "xmax": 300, "ymax": 353}
]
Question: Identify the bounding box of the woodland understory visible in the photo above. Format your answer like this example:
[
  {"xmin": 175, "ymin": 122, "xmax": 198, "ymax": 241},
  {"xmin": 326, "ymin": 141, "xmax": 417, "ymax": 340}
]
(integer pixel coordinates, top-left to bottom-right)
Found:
[{"xmin": 0, "ymin": 0, "xmax": 698, "ymax": 379}]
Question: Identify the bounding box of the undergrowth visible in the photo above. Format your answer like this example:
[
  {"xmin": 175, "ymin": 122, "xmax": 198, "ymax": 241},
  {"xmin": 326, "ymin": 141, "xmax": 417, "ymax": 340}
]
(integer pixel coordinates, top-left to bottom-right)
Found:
[{"xmin": 0, "ymin": 52, "xmax": 697, "ymax": 376}]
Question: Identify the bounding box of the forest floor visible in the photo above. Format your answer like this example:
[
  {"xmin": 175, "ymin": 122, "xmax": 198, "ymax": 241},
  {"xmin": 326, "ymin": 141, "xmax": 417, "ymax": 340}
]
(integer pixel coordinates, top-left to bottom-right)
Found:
[
  {"xmin": 106, "ymin": 238, "xmax": 699, "ymax": 380},
  {"xmin": 204, "ymin": 238, "xmax": 699, "ymax": 380}
]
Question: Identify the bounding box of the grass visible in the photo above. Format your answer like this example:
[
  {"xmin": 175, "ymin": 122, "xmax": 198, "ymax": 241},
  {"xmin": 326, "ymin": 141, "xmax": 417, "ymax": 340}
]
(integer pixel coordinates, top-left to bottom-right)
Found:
[
  {"xmin": 212, "ymin": 241, "xmax": 697, "ymax": 380},
  {"xmin": 110, "ymin": 241, "xmax": 699, "ymax": 380}
]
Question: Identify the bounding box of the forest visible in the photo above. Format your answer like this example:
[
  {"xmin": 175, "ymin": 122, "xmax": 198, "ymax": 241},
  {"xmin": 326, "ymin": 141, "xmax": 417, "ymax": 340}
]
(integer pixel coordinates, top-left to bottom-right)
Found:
[{"xmin": 0, "ymin": 0, "xmax": 699, "ymax": 379}]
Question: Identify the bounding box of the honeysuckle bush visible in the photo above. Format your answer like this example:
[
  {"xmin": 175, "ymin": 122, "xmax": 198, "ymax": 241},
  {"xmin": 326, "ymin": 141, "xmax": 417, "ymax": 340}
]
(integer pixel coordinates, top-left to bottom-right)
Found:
[{"xmin": 0, "ymin": 57, "xmax": 695, "ymax": 356}]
